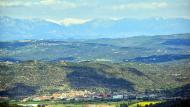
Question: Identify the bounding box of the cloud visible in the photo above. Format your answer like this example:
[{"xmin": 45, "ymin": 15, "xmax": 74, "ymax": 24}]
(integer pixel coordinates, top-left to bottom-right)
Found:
[
  {"xmin": 61, "ymin": 18, "xmax": 90, "ymax": 26},
  {"xmin": 0, "ymin": 0, "xmax": 78, "ymax": 9},
  {"xmin": 0, "ymin": 0, "xmax": 38, "ymax": 7},
  {"xmin": 111, "ymin": 2, "xmax": 169, "ymax": 10},
  {"xmin": 40, "ymin": 0, "xmax": 58, "ymax": 5},
  {"xmin": 0, "ymin": 0, "xmax": 189, "ymax": 19}
]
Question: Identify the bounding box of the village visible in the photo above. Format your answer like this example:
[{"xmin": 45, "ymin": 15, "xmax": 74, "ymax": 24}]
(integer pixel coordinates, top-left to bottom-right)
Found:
[
  {"xmin": 1, "ymin": 89, "xmax": 188, "ymax": 107},
  {"xmin": 9, "ymin": 89, "xmax": 177, "ymax": 107},
  {"xmin": 19, "ymin": 90, "xmax": 163, "ymax": 103}
]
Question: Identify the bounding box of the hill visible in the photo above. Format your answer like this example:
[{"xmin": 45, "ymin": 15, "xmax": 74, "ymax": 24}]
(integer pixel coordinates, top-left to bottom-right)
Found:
[
  {"xmin": 0, "ymin": 33, "xmax": 189, "ymax": 62},
  {"xmin": 0, "ymin": 59, "xmax": 190, "ymax": 98}
]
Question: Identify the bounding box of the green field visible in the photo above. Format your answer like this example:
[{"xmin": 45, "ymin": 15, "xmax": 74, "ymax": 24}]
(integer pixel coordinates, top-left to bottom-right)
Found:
[
  {"xmin": 128, "ymin": 101, "xmax": 162, "ymax": 107},
  {"xmin": 10, "ymin": 100, "xmax": 163, "ymax": 107},
  {"xmin": 13, "ymin": 100, "xmax": 138, "ymax": 107}
]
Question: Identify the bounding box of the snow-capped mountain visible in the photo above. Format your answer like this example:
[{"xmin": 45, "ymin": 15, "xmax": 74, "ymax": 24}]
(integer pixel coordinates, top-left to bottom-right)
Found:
[{"xmin": 0, "ymin": 16, "xmax": 190, "ymax": 40}]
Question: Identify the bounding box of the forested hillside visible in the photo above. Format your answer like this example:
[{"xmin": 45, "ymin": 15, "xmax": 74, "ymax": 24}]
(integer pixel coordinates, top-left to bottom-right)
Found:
[{"xmin": 0, "ymin": 59, "xmax": 189, "ymax": 98}]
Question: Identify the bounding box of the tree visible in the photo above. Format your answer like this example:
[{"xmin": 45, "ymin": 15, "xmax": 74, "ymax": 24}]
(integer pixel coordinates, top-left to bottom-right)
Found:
[{"xmin": 120, "ymin": 103, "xmax": 128, "ymax": 107}]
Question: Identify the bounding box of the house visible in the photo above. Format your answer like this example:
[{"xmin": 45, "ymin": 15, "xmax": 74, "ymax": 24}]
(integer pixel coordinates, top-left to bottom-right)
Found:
[
  {"xmin": 32, "ymin": 97, "xmax": 41, "ymax": 101},
  {"xmin": 31, "ymin": 95, "xmax": 51, "ymax": 101},
  {"xmin": 52, "ymin": 93, "xmax": 62, "ymax": 99},
  {"xmin": 112, "ymin": 95, "xmax": 123, "ymax": 99},
  {"xmin": 0, "ymin": 96, "xmax": 9, "ymax": 100}
]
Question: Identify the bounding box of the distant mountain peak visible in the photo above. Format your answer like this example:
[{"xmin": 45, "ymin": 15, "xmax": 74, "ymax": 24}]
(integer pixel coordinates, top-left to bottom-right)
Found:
[
  {"xmin": 0, "ymin": 16, "xmax": 190, "ymax": 40},
  {"xmin": 60, "ymin": 18, "xmax": 91, "ymax": 26}
]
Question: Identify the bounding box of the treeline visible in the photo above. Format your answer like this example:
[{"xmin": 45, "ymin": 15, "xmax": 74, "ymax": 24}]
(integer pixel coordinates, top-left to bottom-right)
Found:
[
  {"xmin": 136, "ymin": 99, "xmax": 190, "ymax": 107},
  {"xmin": 0, "ymin": 101, "xmax": 21, "ymax": 107}
]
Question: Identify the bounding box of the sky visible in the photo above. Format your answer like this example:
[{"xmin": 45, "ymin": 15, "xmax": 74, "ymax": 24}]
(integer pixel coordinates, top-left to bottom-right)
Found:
[{"xmin": 0, "ymin": 0, "xmax": 190, "ymax": 24}]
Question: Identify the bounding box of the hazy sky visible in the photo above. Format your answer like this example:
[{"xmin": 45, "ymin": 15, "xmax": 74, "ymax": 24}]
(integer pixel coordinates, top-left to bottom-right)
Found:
[{"xmin": 0, "ymin": 0, "xmax": 190, "ymax": 21}]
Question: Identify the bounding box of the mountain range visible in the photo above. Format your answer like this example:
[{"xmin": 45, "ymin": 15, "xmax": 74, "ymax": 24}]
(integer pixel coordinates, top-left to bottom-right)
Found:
[{"xmin": 1, "ymin": 16, "xmax": 190, "ymax": 40}]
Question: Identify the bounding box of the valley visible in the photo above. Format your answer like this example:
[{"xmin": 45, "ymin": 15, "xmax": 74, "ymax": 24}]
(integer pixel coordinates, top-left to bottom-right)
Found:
[{"xmin": 0, "ymin": 33, "xmax": 190, "ymax": 107}]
